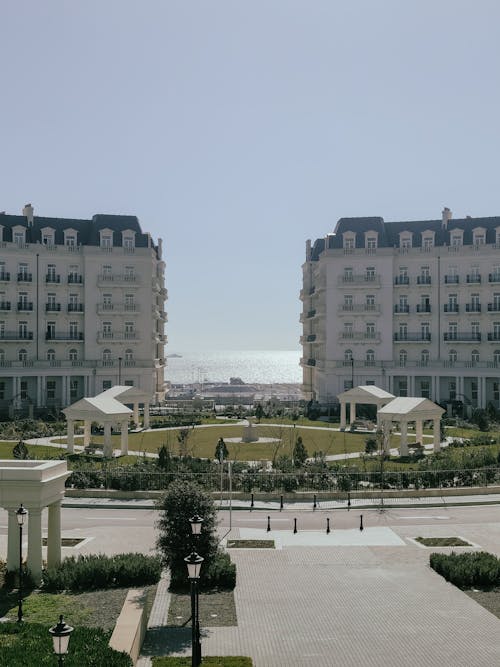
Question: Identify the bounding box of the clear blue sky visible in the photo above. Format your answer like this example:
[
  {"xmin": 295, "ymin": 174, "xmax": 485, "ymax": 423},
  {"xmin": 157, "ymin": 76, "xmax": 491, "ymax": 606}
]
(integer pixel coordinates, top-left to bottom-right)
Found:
[{"xmin": 1, "ymin": 1, "xmax": 500, "ymax": 351}]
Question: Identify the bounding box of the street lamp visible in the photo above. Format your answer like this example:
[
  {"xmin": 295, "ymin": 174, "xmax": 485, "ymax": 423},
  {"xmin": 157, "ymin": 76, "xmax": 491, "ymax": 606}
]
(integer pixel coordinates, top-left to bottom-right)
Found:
[
  {"xmin": 189, "ymin": 514, "xmax": 203, "ymax": 536},
  {"xmin": 118, "ymin": 356, "xmax": 122, "ymax": 385},
  {"xmin": 184, "ymin": 551, "xmax": 204, "ymax": 667},
  {"xmin": 16, "ymin": 503, "xmax": 27, "ymax": 623},
  {"xmin": 49, "ymin": 615, "xmax": 74, "ymax": 666}
]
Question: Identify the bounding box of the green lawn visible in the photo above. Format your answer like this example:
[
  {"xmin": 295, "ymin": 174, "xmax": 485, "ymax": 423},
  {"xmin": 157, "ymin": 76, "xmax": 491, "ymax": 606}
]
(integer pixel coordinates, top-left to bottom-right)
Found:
[{"xmin": 0, "ymin": 441, "xmax": 66, "ymax": 459}]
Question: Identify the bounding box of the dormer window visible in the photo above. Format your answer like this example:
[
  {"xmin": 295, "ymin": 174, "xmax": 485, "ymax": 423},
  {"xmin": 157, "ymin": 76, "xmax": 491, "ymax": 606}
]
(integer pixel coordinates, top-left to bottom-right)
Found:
[
  {"xmin": 473, "ymin": 227, "xmax": 486, "ymax": 245},
  {"xmin": 422, "ymin": 230, "xmax": 435, "ymax": 249},
  {"xmin": 0, "ymin": 226, "xmax": 3, "ymax": 242},
  {"xmin": 399, "ymin": 232, "xmax": 412, "ymax": 249},
  {"xmin": 343, "ymin": 232, "xmax": 356, "ymax": 249},
  {"xmin": 12, "ymin": 227, "xmax": 25, "ymax": 245},
  {"xmin": 122, "ymin": 230, "xmax": 136, "ymax": 251},
  {"xmin": 495, "ymin": 227, "xmax": 500, "ymax": 246},
  {"xmin": 64, "ymin": 228, "xmax": 78, "ymax": 246},
  {"xmin": 450, "ymin": 228, "xmax": 464, "ymax": 246},
  {"xmin": 364, "ymin": 231, "xmax": 378, "ymax": 250},
  {"xmin": 99, "ymin": 228, "xmax": 113, "ymax": 248},
  {"xmin": 41, "ymin": 227, "xmax": 55, "ymax": 246}
]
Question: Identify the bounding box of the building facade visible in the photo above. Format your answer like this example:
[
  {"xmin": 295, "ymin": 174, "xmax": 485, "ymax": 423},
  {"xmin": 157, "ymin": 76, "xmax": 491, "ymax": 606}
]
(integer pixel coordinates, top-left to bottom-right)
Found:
[
  {"xmin": 300, "ymin": 209, "xmax": 500, "ymax": 409},
  {"xmin": 0, "ymin": 205, "xmax": 167, "ymax": 417}
]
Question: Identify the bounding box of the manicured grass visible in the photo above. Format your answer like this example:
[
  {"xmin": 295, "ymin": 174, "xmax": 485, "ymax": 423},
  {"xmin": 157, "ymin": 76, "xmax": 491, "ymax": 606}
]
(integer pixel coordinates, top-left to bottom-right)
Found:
[
  {"xmin": 467, "ymin": 589, "xmax": 500, "ymax": 620},
  {"xmin": 0, "ymin": 441, "xmax": 66, "ymax": 459},
  {"xmin": 152, "ymin": 658, "xmax": 252, "ymax": 667},
  {"xmin": 227, "ymin": 540, "xmax": 275, "ymax": 549},
  {"xmin": 416, "ymin": 537, "xmax": 471, "ymax": 547},
  {"xmin": 167, "ymin": 590, "xmax": 236, "ymax": 627}
]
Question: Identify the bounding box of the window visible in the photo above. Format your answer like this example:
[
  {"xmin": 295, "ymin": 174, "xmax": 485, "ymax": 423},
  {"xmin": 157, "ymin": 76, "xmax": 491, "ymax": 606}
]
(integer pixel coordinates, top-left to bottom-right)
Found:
[
  {"xmin": 420, "ymin": 381, "xmax": 430, "ymax": 399},
  {"xmin": 343, "ymin": 267, "xmax": 353, "ymax": 281},
  {"xmin": 399, "ymin": 349, "xmax": 407, "ymax": 367},
  {"xmin": 471, "ymin": 322, "xmax": 480, "ymax": 337},
  {"xmin": 494, "ymin": 322, "xmax": 500, "ymax": 339},
  {"xmin": 471, "ymin": 381, "xmax": 478, "ymax": 402},
  {"xmin": 495, "ymin": 350, "xmax": 500, "ymax": 366},
  {"xmin": 18, "ymin": 263, "xmax": 28, "ymax": 279},
  {"xmin": 42, "ymin": 232, "xmax": 54, "ymax": 245},
  {"xmin": 102, "ymin": 264, "xmax": 112, "ymax": 276},
  {"xmin": 449, "ymin": 349, "xmax": 457, "ymax": 364},
  {"xmin": 100, "ymin": 232, "xmax": 112, "ymax": 248},
  {"xmin": 399, "ymin": 295, "xmax": 408, "ymax": 311},
  {"xmin": 102, "ymin": 380, "xmax": 112, "ymax": 390},
  {"xmin": 420, "ymin": 266, "xmax": 430, "ymax": 282},
  {"xmin": 366, "ymin": 322, "xmax": 375, "ymax": 337},
  {"xmin": 448, "ymin": 322, "xmax": 458, "ymax": 339},
  {"xmin": 69, "ymin": 322, "xmax": 78, "ymax": 339},
  {"xmin": 471, "ymin": 293, "xmax": 480, "ymax": 309},
  {"xmin": 400, "ymin": 235, "xmax": 412, "ymax": 249},
  {"xmin": 448, "ymin": 381, "xmax": 457, "ymax": 401},
  {"xmin": 125, "ymin": 348, "xmax": 134, "ymax": 361},
  {"xmin": 102, "ymin": 349, "xmax": 112, "ymax": 363},
  {"xmin": 422, "ymin": 236, "xmax": 434, "ymax": 250},
  {"xmin": 124, "ymin": 266, "xmax": 135, "ymax": 279},
  {"xmin": 366, "ymin": 236, "xmax": 377, "ymax": 249},
  {"xmin": 14, "ymin": 231, "xmax": 25, "ymax": 244},
  {"xmin": 399, "ymin": 322, "xmax": 408, "ymax": 339},
  {"xmin": 47, "ymin": 380, "xmax": 56, "ymax": 399},
  {"xmin": 20, "ymin": 380, "xmax": 27, "ymax": 400},
  {"xmin": 366, "ymin": 295, "xmax": 375, "ymax": 308},
  {"xmin": 46, "ymin": 321, "xmax": 55, "ymax": 339},
  {"xmin": 399, "ymin": 379, "xmax": 408, "ymax": 397},
  {"xmin": 344, "ymin": 295, "xmax": 353, "ymax": 309},
  {"xmin": 103, "ymin": 322, "xmax": 112, "ymax": 338},
  {"xmin": 344, "ymin": 380, "xmax": 353, "ymax": 391},
  {"xmin": 123, "ymin": 236, "xmax": 134, "ymax": 250},
  {"xmin": 344, "ymin": 237, "xmax": 354, "ymax": 249},
  {"xmin": 47, "ymin": 349, "xmax": 56, "ymax": 361},
  {"xmin": 471, "ymin": 350, "xmax": 480, "ymax": 364},
  {"xmin": 103, "ymin": 294, "xmax": 112, "ymax": 309},
  {"xmin": 69, "ymin": 348, "xmax": 78, "ymax": 361},
  {"xmin": 18, "ymin": 291, "xmax": 28, "ymax": 307},
  {"xmin": 421, "ymin": 349, "xmax": 429, "ymax": 366},
  {"xmin": 344, "ymin": 349, "xmax": 353, "ymax": 362},
  {"xmin": 421, "ymin": 322, "xmax": 430, "ymax": 339},
  {"xmin": 124, "ymin": 380, "xmax": 134, "ymax": 386},
  {"xmin": 0, "ymin": 321, "xmax": 5, "ymax": 337},
  {"xmin": 47, "ymin": 293, "xmax": 56, "ymax": 308},
  {"xmin": 125, "ymin": 294, "xmax": 135, "ymax": 310},
  {"xmin": 473, "ymin": 231, "xmax": 485, "ymax": 245},
  {"xmin": 0, "ymin": 349, "xmax": 4, "ymax": 361},
  {"xmin": 18, "ymin": 348, "xmax": 27, "ymax": 362},
  {"xmin": 65, "ymin": 234, "xmax": 76, "ymax": 246},
  {"xmin": 366, "ymin": 349, "xmax": 375, "ymax": 365},
  {"xmin": 344, "ymin": 322, "xmax": 353, "ymax": 335},
  {"xmin": 69, "ymin": 293, "xmax": 78, "ymax": 307},
  {"xmin": 125, "ymin": 322, "xmax": 135, "ymax": 338},
  {"xmin": 451, "ymin": 233, "xmax": 462, "ymax": 246},
  {"xmin": 47, "ymin": 264, "xmax": 56, "ymax": 280},
  {"xmin": 366, "ymin": 266, "xmax": 375, "ymax": 280},
  {"xmin": 19, "ymin": 321, "xmax": 28, "ymax": 338},
  {"xmin": 68, "ymin": 265, "xmax": 80, "ymax": 282},
  {"xmin": 0, "ymin": 381, "xmax": 4, "ymax": 399}
]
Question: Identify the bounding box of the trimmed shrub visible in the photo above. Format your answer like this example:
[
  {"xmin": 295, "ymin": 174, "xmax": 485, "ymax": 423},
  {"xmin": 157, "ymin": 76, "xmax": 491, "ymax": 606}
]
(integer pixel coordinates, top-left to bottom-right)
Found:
[
  {"xmin": 430, "ymin": 551, "xmax": 500, "ymax": 589},
  {"xmin": 42, "ymin": 553, "xmax": 161, "ymax": 592}
]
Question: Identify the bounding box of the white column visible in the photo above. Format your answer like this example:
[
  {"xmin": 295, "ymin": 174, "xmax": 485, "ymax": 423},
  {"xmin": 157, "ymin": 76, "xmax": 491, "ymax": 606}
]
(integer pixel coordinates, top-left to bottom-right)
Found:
[
  {"xmin": 83, "ymin": 420, "xmax": 91, "ymax": 447},
  {"xmin": 349, "ymin": 401, "xmax": 356, "ymax": 425},
  {"xmin": 433, "ymin": 418, "xmax": 441, "ymax": 452},
  {"xmin": 103, "ymin": 422, "xmax": 113, "ymax": 458},
  {"xmin": 61, "ymin": 376, "xmax": 67, "ymax": 407},
  {"xmin": 143, "ymin": 404, "xmax": 150, "ymax": 429},
  {"xmin": 6, "ymin": 508, "xmax": 20, "ymax": 571},
  {"xmin": 480, "ymin": 377, "xmax": 487, "ymax": 409},
  {"xmin": 47, "ymin": 501, "xmax": 62, "ymax": 568},
  {"xmin": 27, "ymin": 508, "xmax": 43, "ymax": 583},
  {"xmin": 67, "ymin": 419, "xmax": 75, "ymax": 454},
  {"xmin": 400, "ymin": 421, "xmax": 409, "ymax": 456},
  {"xmin": 133, "ymin": 403, "xmax": 139, "ymax": 425},
  {"xmin": 340, "ymin": 402, "xmax": 346, "ymax": 430},
  {"xmin": 383, "ymin": 420, "xmax": 391, "ymax": 454},
  {"xmin": 415, "ymin": 419, "xmax": 423, "ymax": 444},
  {"xmin": 36, "ymin": 376, "xmax": 42, "ymax": 407},
  {"xmin": 120, "ymin": 420, "xmax": 129, "ymax": 456}
]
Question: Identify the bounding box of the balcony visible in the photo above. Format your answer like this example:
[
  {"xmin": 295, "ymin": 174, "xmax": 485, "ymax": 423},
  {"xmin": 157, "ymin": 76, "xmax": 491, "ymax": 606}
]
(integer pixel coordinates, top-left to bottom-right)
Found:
[
  {"xmin": 68, "ymin": 303, "xmax": 84, "ymax": 312},
  {"xmin": 444, "ymin": 275, "xmax": 459, "ymax": 284},
  {"xmin": 17, "ymin": 301, "xmax": 33, "ymax": 312},
  {"xmin": 306, "ymin": 310, "xmax": 316, "ymax": 319},
  {"xmin": 0, "ymin": 272, "xmax": 10, "ymax": 282},
  {"xmin": 487, "ymin": 333, "xmax": 500, "ymax": 341},
  {"xmin": 45, "ymin": 274, "xmax": 60, "ymax": 283},
  {"xmin": 45, "ymin": 303, "xmax": 61, "ymax": 312},
  {"xmin": 339, "ymin": 275, "xmax": 380, "ymax": 287},
  {"xmin": 466, "ymin": 304, "xmax": 481, "ymax": 312},
  {"xmin": 306, "ymin": 359, "xmax": 316, "ymax": 367},
  {"xmin": 97, "ymin": 273, "xmax": 140, "ymax": 285},
  {"xmin": 416, "ymin": 276, "xmax": 431, "ymax": 285},
  {"xmin": 487, "ymin": 303, "xmax": 500, "ymax": 312},
  {"xmin": 416, "ymin": 304, "xmax": 431, "ymax": 313},
  {"xmin": 466, "ymin": 275, "xmax": 481, "ymax": 284},
  {"xmin": 444, "ymin": 304, "xmax": 459, "ymax": 313},
  {"xmin": 394, "ymin": 276, "xmax": 410, "ymax": 285},
  {"xmin": 340, "ymin": 332, "xmax": 380, "ymax": 342},
  {"xmin": 97, "ymin": 302, "xmax": 139, "ymax": 314},
  {"xmin": 17, "ymin": 273, "xmax": 32, "ymax": 282},
  {"xmin": 45, "ymin": 332, "xmax": 84, "ymax": 341},
  {"xmin": 340, "ymin": 304, "xmax": 379, "ymax": 313},
  {"xmin": 443, "ymin": 332, "xmax": 481, "ymax": 342},
  {"xmin": 67, "ymin": 274, "xmax": 83, "ymax": 284},
  {"xmin": 0, "ymin": 331, "xmax": 33, "ymax": 340},
  {"xmin": 0, "ymin": 301, "xmax": 11, "ymax": 311},
  {"xmin": 393, "ymin": 333, "xmax": 431, "ymax": 342},
  {"xmin": 394, "ymin": 305, "xmax": 409, "ymax": 314},
  {"xmin": 489, "ymin": 274, "xmax": 500, "ymax": 283}
]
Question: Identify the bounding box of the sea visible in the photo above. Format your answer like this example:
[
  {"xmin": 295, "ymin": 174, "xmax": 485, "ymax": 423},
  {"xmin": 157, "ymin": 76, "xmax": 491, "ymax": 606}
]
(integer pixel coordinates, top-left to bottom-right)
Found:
[{"xmin": 165, "ymin": 350, "xmax": 302, "ymax": 385}]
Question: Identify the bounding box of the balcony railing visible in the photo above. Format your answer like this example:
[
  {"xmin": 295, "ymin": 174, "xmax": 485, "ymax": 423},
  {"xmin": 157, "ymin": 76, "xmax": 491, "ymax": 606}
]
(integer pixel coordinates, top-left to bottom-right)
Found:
[
  {"xmin": 0, "ymin": 301, "xmax": 11, "ymax": 310},
  {"xmin": 340, "ymin": 275, "xmax": 380, "ymax": 286},
  {"xmin": 444, "ymin": 275, "xmax": 459, "ymax": 284},
  {"xmin": 393, "ymin": 333, "xmax": 431, "ymax": 342},
  {"xmin": 444, "ymin": 304, "xmax": 459, "ymax": 313},
  {"xmin": 443, "ymin": 332, "xmax": 481, "ymax": 342},
  {"xmin": 416, "ymin": 304, "xmax": 431, "ymax": 313},
  {"xmin": 306, "ymin": 359, "xmax": 316, "ymax": 366},
  {"xmin": 487, "ymin": 333, "xmax": 500, "ymax": 341},
  {"xmin": 45, "ymin": 274, "xmax": 60, "ymax": 283},
  {"xmin": 394, "ymin": 276, "xmax": 409, "ymax": 285},
  {"xmin": 97, "ymin": 273, "xmax": 139, "ymax": 284},
  {"xmin": 489, "ymin": 274, "xmax": 500, "ymax": 283},
  {"xmin": 466, "ymin": 304, "xmax": 481, "ymax": 312},
  {"xmin": 45, "ymin": 303, "xmax": 61, "ymax": 312},
  {"xmin": 394, "ymin": 305, "xmax": 409, "ymax": 313},
  {"xmin": 341, "ymin": 304, "xmax": 379, "ymax": 313},
  {"xmin": 17, "ymin": 302, "xmax": 33, "ymax": 311},
  {"xmin": 45, "ymin": 332, "xmax": 84, "ymax": 341},
  {"xmin": 67, "ymin": 274, "xmax": 83, "ymax": 284},
  {"xmin": 68, "ymin": 303, "xmax": 84, "ymax": 312},
  {"xmin": 307, "ymin": 334, "xmax": 316, "ymax": 342},
  {"xmin": 0, "ymin": 331, "xmax": 33, "ymax": 340},
  {"xmin": 466, "ymin": 275, "xmax": 481, "ymax": 283},
  {"xmin": 487, "ymin": 304, "xmax": 500, "ymax": 312},
  {"xmin": 340, "ymin": 332, "xmax": 380, "ymax": 341},
  {"xmin": 416, "ymin": 276, "xmax": 431, "ymax": 285},
  {"xmin": 17, "ymin": 273, "xmax": 32, "ymax": 282},
  {"xmin": 0, "ymin": 272, "xmax": 10, "ymax": 281}
]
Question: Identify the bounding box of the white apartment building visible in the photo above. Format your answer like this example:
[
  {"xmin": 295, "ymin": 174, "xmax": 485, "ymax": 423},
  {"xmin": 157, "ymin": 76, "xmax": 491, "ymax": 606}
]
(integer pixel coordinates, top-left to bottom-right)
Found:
[
  {"xmin": 0, "ymin": 204, "xmax": 167, "ymax": 417},
  {"xmin": 300, "ymin": 208, "xmax": 500, "ymax": 410}
]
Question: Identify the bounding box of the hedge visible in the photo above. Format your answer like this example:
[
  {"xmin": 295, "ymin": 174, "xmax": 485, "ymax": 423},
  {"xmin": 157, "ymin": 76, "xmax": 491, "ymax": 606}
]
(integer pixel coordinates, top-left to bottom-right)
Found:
[{"xmin": 430, "ymin": 551, "xmax": 500, "ymax": 589}]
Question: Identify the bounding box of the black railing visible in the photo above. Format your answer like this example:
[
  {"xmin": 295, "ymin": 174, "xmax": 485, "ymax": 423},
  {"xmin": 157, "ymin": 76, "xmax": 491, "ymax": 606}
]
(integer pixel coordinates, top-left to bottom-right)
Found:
[
  {"xmin": 45, "ymin": 274, "xmax": 60, "ymax": 283},
  {"xmin": 466, "ymin": 304, "xmax": 481, "ymax": 312},
  {"xmin": 444, "ymin": 304, "xmax": 459, "ymax": 313},
  {"xmin": 17, "ymin": 302, "xmax": 33, "ymax": 311},
  {"xmin": 417, "ymin": 276, "xmax": 431, "ymax": 284},
  {"xmin": 17, "ymin": 273, "xmax": 32, "ymax": 282},
  {"xmin": 444, "ymin": 332, "xmax": 481, "ymax": 341},
  {"xmin": 45, "ymin": 303, "xmax": 61, "ymax": 312}
]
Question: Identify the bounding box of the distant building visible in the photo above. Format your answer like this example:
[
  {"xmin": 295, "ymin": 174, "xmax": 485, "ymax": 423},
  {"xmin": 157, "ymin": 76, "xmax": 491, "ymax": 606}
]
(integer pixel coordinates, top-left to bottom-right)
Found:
[
  {"xmin": 0, "ymin": 204, "xmax": 167, "ymax": 417},
  {"xmin": 300, "ymin": 208, "xmax": 500, "ymax": 409}
]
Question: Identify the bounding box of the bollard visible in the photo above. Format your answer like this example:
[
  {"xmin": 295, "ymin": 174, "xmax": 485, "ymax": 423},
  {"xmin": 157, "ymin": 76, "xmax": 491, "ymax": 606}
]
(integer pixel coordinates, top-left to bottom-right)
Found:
[
  {"xmin": 280, "ymin": 495, "xmax": 284, "ymax": 511},
  {"xmin": 313, "ymin": 494, "xmax": 317, "ymax": 511},
  {"xmin": 267, "ymin": 515, "xmax": 271, "ymax": 532},
  {"xmin": 326, "ymin": 517, "xmax": 330, "ymax": 534},
  {"xmin": 347, "ymin": 492, "xmax": 351, "ymax": 511},
  {"xmin": 250, "ymin": 493, "xmax": 254, "ymax": 509},
  {"xmin": 359, "ymin": 514, "xmax": 364, "ymax": 531},
  {"xmin": 293, "ymin": 517, "xmax": 297, "ymax": 534}
]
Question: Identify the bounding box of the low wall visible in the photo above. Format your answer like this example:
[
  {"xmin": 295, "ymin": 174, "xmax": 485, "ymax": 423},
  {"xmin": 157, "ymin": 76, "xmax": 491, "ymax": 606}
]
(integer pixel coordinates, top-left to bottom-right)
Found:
[{"xmin": 109, "ymin": 588, "xmax": 148, "ymax": 665}]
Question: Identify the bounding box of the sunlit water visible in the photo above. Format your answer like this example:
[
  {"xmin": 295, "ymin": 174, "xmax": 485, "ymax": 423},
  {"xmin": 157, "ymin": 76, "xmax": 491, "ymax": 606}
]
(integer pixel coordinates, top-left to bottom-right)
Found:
[{"xmin": 165, "ymin": 350, "xmax": 302, "ymax": 385}]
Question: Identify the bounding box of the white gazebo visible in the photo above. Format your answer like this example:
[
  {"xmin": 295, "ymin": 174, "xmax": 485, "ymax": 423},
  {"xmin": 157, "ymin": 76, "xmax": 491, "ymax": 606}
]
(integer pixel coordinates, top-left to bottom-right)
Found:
[
  {"xmin": 378, "ymin": 396, "xmax": 445, "ymax": 456},
  {"xmin": 0, "ymin": 460, "xmax": 70, "ymax": 582},
  {"xmin": 337, "ymin": 385, "xmax": 395, "ymax": 430},
  {"xmin": 101, "ymin": 385, "xmax": 152, "ymax": 429}
]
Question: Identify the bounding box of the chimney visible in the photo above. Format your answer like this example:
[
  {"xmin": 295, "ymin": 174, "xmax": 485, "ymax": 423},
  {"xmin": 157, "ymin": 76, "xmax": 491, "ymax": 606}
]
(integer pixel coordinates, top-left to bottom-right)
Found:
[
  {"xmin": 22, "ymin": 203, "xmax": 34, "ymax": 226},
  {"xmin": 442, "ymin": 207, "xmax": 452, "ymax": 229}
]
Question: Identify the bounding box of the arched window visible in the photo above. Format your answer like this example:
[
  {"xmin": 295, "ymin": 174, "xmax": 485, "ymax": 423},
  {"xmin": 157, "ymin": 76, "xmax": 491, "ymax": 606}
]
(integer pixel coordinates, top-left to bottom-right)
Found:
[
  {"xmin": 366, "ymin": 349, "xmax": 375, "ymax": 365},
  {"xmin": 449, "ymin": 349, "xmax": 457, "ymax": 363},
  {"xmin": 68, "ymin": 348, "xmax": 78, "ymax": 361},
  {"xmin": 102, "ymin": 349, "xmax": 112, "ymax": 364},
  {"xmin": 399, "ymin": 349, "xmax": 407, "ymax": 367},
  {"xmin": 494, "ymin": 350, "xmax": 500, "ymax": 366},
  {"xmin": 47, "ymin": 349, "xmax": 56, "ymax": 361},
  {"xmin": 18, "ymin": 348, "xmax": 27, "ymax": 361},
  {"xmin": 471, "ymin": 350, "xmax": 480, "ymax": 365},
  {"xmin": 421, "ymin": 349, "xmax": 429, "ymax": 366},
  {"xmin": 125, "ymin": 348, "xmax": 133, "ymax": 361},
  {"xmin": 344, "ymin": 349, "xmax": 353, "ymax": 363}
]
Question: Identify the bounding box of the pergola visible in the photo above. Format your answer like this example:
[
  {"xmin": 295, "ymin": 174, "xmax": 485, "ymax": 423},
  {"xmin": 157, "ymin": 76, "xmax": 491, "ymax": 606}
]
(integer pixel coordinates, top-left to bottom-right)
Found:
[
  {"xmin": 337, "ymin": 385, "xmax": 395, "ymax": 430},
  {"xmin": 378, "ymin": 396, "xmax": 445, "ymax": 456}
]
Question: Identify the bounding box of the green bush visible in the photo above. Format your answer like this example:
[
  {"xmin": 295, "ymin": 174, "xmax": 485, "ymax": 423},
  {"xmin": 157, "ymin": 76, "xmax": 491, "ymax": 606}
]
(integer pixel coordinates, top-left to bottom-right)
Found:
[
  {"xmin": 430, "ymin": 551, "xmax": 500, "ymax": 589},
  {"xmin": 42, "ymin": 553, "xmax": 162, "ymax": 592},
  {"xmin": 0, "ymin": 622, "xmax": 132, "ymax": 666}
]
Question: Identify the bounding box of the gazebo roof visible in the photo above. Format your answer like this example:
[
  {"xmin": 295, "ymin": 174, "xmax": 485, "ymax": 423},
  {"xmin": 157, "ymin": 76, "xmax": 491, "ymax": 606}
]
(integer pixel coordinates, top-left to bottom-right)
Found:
[
  {"xmin": 100, "ymin": 385, "xmax": 151, "ymax": 404},
  {"xmin": 62, "ymin": 394, "xmax": 132, "ymax": 421},
  {"xmin": 378, "ymin": 397, "xmax": 445, "ymax": 418},
  {"xmin": 337, "ymin": 385, "xmax": 395, "ymax": 402}
]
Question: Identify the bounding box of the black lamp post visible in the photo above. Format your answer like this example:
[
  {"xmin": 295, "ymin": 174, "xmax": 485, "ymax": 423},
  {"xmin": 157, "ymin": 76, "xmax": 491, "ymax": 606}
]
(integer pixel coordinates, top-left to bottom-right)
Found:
[
  {"xmin": 118, "ymin": 356, "xmax": 122, "ymax": 385},
  {"xmin": 49, "ymin": 615, "xmax": 74, "ymax": 666},
  {"xmin": 189, "ymin": 515, "xmax": 203, "ymax": 665},
  {"xmin": 16, "ymin": 503, "xmax": 27, "ymax": 623},
  {"xmin": 184, "ymin": 551, "xmax": 204, "ymax": 667}
]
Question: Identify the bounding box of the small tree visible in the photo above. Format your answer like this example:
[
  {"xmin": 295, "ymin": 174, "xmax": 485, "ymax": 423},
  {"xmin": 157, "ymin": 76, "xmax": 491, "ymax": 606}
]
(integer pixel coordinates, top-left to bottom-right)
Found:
[
  {"xmin": 157, "ymin": 444, "xmax": 171, "ymax": 471},
  {"xmin": 215, "ymin": 437, "xmax": 229, "ymax": 461},
  {"xmin": 177, "ymin": 427, "xmax": 190, "ymax": 457},
  {"xmin": 157, "ymin": 480, "xmax": 218, "ymax": 589},
  {"xmin": 364, "ymin": 437, "xmax": 377, "ymax": 456},
  {"xmin": 293, "ymin": 436, "xmax": 308, "ymax": 467},
  {"xmin": 255, "ymin": 404, "xmax": 264, "ymax": 423}
]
